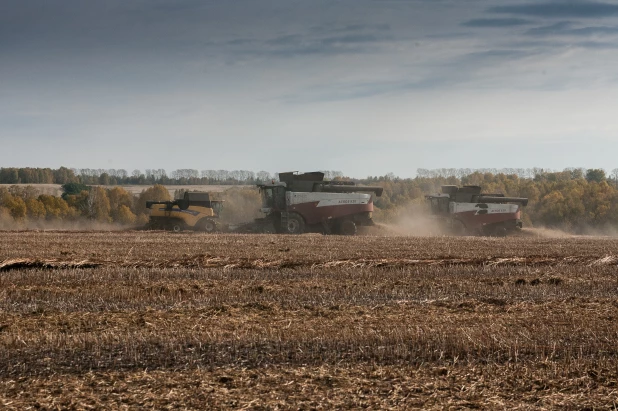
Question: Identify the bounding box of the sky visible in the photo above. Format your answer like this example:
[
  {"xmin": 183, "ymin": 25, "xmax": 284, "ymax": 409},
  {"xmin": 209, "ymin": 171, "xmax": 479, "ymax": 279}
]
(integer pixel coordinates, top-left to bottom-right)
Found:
[{"xmin": 2, "ymin": 0, "xmax": 618, "ymax": 178}]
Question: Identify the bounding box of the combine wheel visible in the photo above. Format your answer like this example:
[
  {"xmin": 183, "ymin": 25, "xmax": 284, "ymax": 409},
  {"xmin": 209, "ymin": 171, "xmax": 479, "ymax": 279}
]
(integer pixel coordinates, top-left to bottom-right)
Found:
[
  {"xmin": 170, "ymin": 222, "xmax": 184, "ymax": 233},
  {"xmin": 284, "ymin": 213, "xmax": 305, "ymax": 234},
  {"xmin": 339, "ymin": 220, "xmax": 357, "ymax": 236},
  {"xmin": 198, "ymin": 218, "xmax": 217, "ymax": 233}
]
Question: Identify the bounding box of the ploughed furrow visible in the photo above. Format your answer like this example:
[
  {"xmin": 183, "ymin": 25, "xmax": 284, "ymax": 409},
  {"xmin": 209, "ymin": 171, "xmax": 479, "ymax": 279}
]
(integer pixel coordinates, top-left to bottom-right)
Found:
[{"xmin": 2, "ymin": 254, "xmax": 618, "ymax": 271}]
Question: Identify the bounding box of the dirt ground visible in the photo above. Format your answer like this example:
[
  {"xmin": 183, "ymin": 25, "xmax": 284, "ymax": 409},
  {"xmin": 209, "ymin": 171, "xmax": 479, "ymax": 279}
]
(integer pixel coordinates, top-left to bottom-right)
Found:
[{"xmin": 1, "ymin": 232, "xmax": 618, "ymax": 409}]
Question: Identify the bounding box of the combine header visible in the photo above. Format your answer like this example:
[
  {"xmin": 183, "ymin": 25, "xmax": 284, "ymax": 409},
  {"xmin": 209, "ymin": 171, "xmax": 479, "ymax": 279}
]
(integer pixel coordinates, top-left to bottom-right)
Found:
[
  {"xmin": 254, "ymin": 171, "xmax": 383, "ymax": 235},
  {"xmin": 425, "ymin": 185, "xmax": 528, "ymax": 236}
]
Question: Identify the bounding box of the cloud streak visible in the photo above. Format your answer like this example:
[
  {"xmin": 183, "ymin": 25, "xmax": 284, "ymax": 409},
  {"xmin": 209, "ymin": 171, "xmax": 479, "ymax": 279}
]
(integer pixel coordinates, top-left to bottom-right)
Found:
[
  {"xmin": 525, "ymin": 21, "xmax": 618, "ymax": 36},
  {"xmin": 226, "ymin": 26, "xmax": 395, "ymax": 58},
  {"xmin": 489, "ymin": 1, "xmax": 618, "ymax": 19},
  {"xmin": 462, "ymin": 18, "xmax": 532, "ymax": 28}
]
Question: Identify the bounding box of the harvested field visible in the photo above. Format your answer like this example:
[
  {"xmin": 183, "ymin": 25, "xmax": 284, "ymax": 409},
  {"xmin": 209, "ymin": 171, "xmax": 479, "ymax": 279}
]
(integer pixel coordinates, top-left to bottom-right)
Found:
[{"xmin": 1, "ymin": 232, "xmax": 618, "ymax": 409}]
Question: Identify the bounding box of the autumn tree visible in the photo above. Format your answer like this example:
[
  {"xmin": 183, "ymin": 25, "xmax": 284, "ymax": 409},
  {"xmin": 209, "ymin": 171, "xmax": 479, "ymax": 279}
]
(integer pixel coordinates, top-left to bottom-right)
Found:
[
  {"xmin": 25, "ymin": 198, "xmax": 47, "ymax": 219},
  {"xmin": 87, "ymin": 187, "xmax": 112, "ymax": 223},
  {"xmin": 107, "ymin": 187, "xmax": 135, "ymax": 222},
  {"xmin": 38, "ymin": 195, "xmax": 74, "ymax": 220},
  {"xmin": 2, "ymin": 195, "xmax": 27, "ymax": 219},
  {"xmin": 64, "ymin": 191, "xmax": 90, "ymax": 216},
  {"xmin": 116, "ymin": 205, "xmax": 137, "ymax": 225}
]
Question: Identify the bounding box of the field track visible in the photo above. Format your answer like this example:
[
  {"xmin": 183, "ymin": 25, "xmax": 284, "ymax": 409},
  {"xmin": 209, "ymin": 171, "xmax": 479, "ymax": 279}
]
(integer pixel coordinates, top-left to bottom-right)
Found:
[{"xmin": 1, "ymin": 231, "xmax": 618, "ymax": 409}]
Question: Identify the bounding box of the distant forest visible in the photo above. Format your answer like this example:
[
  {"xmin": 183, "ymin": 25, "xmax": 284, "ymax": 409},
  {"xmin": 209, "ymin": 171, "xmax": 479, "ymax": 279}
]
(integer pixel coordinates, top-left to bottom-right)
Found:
[
  {"xmin": 0, "ymin": 167, "xmax": 290, "ymax": 185},
  {"xmin": 0, "ymin": 166, "xmax": 616, "ymax": 187},
  {"xmin": 1, "ymin": 166, "xmax": 618, "ymax": 233}
]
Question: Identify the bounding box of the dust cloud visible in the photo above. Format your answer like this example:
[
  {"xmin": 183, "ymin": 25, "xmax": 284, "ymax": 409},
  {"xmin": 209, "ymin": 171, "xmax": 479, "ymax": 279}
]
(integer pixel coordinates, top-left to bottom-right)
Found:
[
  {"xmin": 0, "ymin": 214, "xmax": 132, "ymax": 232},
  {"xmin": 366, "ymin": 203, "xmax": 594, "ymax": 238},
  {"xmin": 365, "ymin": 203, "xmax": 450, "ymax": 237},
  {"xmin": 219, "ymin": 188, "xmax": 262, "ymax": 225},
  {"xmin": 516, "ymin": 227, "xmax": 573, "ymax": 238}
]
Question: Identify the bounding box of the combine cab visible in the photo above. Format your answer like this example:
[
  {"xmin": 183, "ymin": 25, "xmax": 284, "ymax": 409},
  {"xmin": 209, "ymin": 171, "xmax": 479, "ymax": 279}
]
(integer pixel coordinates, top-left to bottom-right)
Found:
[
  {"xmin": 146, "ymin": 192, "xmax": 223, "ymax": 232},
  {"xmin": 426, "ymin": 185, "xmax": 528, "ymax": 236},
  {"xmin": 255, "ymin": 171, "xmax": 383, "ymax": 235}
]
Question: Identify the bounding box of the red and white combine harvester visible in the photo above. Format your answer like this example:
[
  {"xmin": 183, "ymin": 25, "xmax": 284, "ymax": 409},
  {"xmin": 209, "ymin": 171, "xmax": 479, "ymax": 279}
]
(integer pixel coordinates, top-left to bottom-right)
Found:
[
  {"xmin": 254, "ymin": 172, "xmax": 383, "ymax": 235},
  {"xmin": 425, "ymin": 185, "xmax": 528, "ymax": 236}
]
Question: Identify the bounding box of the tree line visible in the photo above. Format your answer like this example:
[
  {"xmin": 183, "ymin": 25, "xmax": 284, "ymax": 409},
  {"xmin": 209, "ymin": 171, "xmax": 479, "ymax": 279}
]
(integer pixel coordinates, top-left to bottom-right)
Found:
[
  {"xmin": 0, "ymin": 184, "xmax": 171, "ymax": 228},
  {"xmin": 0, "ymin": 167, "xmax": 346, "ymax": 186},
  {"xmin": 1, "ymin": 167, "xmax": 618, "ymax": 233},
  {"xmin": 3, "ymin": 166, "xmax": 616, "ymax": 187}
]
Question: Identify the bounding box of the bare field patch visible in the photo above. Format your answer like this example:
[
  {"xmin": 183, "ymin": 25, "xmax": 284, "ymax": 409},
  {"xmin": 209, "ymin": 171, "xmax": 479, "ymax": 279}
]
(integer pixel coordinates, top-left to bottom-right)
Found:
[
  {"xmin": 0, "ymin": 183, "xmax": 64, "ymax": 196},
  {"xmin": 1, "ymin": 232, "xmax": 618, "ymax": 409}
]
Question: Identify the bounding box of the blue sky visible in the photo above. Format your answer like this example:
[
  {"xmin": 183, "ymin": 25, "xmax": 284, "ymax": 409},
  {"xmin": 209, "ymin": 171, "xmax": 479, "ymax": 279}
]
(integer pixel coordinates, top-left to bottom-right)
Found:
[{"xmin": 2, "ymin": 0, "xmax": 618, "ymax": 178}]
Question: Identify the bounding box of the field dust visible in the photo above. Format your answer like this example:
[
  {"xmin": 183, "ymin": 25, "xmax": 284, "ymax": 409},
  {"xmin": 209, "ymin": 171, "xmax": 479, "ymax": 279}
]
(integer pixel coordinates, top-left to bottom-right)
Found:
[
  {"xmin": 367, "ymin": 203, "xmax": 449, "ymax": 236},
  {"xmin": 0, "ymin": 217, "xmax": 131, "ymax": 231},
  {"xmin": 218, "ymin": 187, "xmax": 262, "ymax": 224},
  {"xmin": 1, "ymin": 232, "xmax": 618, "ymax": 409},
  {"xmin": 371, "ymin": 216, "xmax": 446, "ymax": 236},
  {"xmin": 518, "ymin": 227, "xmax": 574, "ymax": 238}
]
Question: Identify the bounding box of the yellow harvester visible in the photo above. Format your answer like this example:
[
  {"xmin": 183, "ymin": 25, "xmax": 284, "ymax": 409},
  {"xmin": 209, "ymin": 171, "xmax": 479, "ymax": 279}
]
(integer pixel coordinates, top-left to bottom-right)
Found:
[{"xmin": 146, "ymin": 192, "xmax": 223, "ymax": 232}]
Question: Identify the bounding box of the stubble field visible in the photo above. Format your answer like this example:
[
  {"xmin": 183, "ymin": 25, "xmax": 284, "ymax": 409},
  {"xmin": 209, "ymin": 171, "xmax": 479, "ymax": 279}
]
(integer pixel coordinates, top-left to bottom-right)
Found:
[{"xmin": 1, "ymin": 231, "xmax": 618, "ymax": 409}]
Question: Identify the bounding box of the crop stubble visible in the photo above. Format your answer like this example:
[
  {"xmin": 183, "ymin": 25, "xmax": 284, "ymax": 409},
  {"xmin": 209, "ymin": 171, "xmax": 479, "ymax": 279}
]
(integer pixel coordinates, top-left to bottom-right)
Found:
[{"xmin": 1, "ymin": 231, "xmax": 618, "ymax": 409}]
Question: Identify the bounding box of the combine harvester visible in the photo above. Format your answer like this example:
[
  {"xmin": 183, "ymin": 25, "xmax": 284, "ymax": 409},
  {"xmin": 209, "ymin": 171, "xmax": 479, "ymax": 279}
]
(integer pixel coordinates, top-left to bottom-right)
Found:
[
  {"xmin": 425, "ymin": 185, "xmax": 528, "ymax": 236},
  {"xmin": 145, "ymin": 192, "xmax": 223, "ymax": 232},
  {"xmin": 251, "ymin": 171, "xmax": 384, "ymax": 235}
]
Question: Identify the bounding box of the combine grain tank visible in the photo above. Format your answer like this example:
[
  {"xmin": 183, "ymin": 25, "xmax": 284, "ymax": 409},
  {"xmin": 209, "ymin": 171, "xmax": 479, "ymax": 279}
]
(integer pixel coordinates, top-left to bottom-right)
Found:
[
  {"xmin": 425, "ymin": 185, "xmax": 528, "ymax": 236},
  {"xmin": 255, "ymin": 171, "xmax": 383, "ymax": 235}
]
